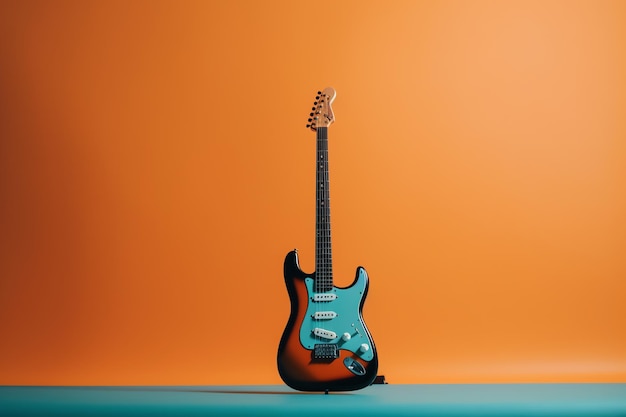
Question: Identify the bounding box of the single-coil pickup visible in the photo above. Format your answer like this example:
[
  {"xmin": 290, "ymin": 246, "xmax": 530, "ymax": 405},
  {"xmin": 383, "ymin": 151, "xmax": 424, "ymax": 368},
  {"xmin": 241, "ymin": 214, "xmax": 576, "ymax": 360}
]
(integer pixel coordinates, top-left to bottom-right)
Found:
[
  {"xmin": 312, "ymin": 311, "xmax": 337, "ymax": 320},
  {"xmin": 313, "ymin": 328, "xmax": 337, "ymax": 340},
  {"xmin": 312, "ymin": 293, "xmax": 337, "ymax": 302}
]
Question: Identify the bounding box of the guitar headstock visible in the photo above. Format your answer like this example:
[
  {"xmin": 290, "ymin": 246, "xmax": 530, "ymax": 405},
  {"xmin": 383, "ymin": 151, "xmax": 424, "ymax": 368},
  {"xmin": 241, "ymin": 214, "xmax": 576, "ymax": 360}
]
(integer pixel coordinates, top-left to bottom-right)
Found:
[{"xmin": 306, "ymin": 87, "xmax": 336, "ymax": 131}]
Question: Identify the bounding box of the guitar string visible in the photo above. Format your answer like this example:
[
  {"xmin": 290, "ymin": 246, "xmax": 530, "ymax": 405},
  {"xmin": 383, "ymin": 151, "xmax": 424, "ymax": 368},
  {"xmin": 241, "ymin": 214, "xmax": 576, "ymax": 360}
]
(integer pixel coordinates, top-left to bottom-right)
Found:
[
  {"xmin": 320, "ymin": 126, "xmax": 326, "ymax": 343},
  {"xmin": 323, "ymin": 126, "xmax": 330, "ymax": 295},
  {"xmin": 322, "ymin": 126, "xmax": 326, "ymax": 294},
  {"xmin": 320, "ymin": 125, "xmax": 331, "ymax": 345},
  {"xmin": 316, "ymin": 125, "xmax": 321, "ymax": 345},
  {"xmin": 316, "ymin": 126, "xmax": 319, "ymax": 345},
  {"xmin": 326, "ymin": 126, "xmax": 334, "ymax": 346}
]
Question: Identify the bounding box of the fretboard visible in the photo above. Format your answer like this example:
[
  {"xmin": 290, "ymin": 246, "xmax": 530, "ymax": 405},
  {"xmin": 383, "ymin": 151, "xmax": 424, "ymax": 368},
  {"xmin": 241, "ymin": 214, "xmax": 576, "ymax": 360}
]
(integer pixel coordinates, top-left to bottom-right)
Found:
[{"xmin": 315, "ymin": 127, "xmax": 333, "ymax": 292}]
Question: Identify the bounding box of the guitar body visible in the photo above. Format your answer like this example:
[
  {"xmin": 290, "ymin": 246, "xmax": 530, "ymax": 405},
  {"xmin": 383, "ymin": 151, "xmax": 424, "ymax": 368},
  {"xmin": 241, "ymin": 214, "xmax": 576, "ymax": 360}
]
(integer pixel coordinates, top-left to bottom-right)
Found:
[{"xmin": 277, "ymin": 250, "xmax": 378, "ymax": 391}]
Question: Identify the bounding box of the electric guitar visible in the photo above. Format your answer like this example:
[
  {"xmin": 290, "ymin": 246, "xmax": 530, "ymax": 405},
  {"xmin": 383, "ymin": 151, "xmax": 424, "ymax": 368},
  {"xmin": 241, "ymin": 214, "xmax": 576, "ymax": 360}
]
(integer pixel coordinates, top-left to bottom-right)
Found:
[{"xmin": 277, "ymin": 87, "xmax": 378, "ymax": 392}]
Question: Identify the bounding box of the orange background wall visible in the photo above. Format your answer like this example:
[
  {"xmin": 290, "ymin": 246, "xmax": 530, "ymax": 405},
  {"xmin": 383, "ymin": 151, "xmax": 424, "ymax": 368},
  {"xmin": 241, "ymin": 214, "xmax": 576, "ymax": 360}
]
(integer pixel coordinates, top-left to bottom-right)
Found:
[{"xmin": 1, "ymin": 0, "xmax": 625, "ymax": 385}]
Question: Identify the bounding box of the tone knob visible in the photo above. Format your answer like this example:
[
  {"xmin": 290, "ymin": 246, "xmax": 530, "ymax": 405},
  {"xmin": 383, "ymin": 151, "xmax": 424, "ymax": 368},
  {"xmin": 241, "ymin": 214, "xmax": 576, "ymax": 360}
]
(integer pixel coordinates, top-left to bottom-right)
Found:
[
  {"xmin": 342, "ymin": 332, "xmax": 351, "ymax": 342},
  {"xmin": 359, "ymin": 343, "xmax": 370, "ymax": 353}
]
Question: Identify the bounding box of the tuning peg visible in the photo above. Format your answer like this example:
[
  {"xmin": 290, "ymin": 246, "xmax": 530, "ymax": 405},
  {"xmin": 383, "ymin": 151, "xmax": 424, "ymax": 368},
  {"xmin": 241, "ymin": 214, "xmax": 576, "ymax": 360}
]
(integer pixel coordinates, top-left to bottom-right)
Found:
[
  {"xmin": 312, "ymin": 107, "xmax": 316, "ymax": 110},
  {"xmin": 308, "ymin": 118, "xmax": 312, "ymax": 122},
  {"xmin": 306, "ymin": 124, "xmax": 310, "ymax": 128},
  {"xmin": 317, "ymin": 91, "xmax": 322, "ymax": 94},
  {"xmin": 310, "ymin": 112, "xmax": 314, "ymax": 116}
]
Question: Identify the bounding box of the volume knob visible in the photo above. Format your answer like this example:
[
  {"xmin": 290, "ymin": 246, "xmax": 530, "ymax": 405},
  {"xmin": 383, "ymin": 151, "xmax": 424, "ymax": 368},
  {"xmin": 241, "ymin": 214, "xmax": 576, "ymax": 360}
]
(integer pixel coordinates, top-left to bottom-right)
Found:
[
  {"xmin": 342, "ymin": 332, "xmax": 351, "ymax": 342},
  {"xmin": 359, "ymin": 343, "xmax": 370, "ymax": 353}
]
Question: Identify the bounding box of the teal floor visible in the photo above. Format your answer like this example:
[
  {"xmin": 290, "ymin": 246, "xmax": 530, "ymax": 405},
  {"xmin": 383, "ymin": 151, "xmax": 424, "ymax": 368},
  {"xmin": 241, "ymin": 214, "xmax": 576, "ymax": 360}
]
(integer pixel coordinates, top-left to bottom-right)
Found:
[{"xmin": 1, "ymin": 384, "xmax": 625, "ymax": 416}]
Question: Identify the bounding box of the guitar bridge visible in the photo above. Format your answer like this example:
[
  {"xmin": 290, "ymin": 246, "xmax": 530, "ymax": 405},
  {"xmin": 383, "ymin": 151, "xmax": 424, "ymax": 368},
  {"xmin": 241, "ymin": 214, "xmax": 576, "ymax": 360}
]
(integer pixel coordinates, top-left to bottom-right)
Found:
[{"xmin": 313, "ymin": 344, "xmax": 339, "ymax": 360}]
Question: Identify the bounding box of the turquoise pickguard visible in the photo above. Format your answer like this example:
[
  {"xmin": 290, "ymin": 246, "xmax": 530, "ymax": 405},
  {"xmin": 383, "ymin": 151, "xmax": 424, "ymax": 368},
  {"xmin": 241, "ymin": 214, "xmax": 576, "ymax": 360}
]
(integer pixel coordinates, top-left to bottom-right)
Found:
[{"xmin": 299, "ymin": 270, "xmax": 374, "ymax": 362}]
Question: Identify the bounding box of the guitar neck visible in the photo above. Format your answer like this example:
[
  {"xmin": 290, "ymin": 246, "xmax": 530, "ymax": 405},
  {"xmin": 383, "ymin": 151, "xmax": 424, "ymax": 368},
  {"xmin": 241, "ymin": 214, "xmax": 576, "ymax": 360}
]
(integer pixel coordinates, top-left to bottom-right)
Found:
[{"xmin": 315, "ymin": 127, "xmax": 333, "ymax": 292}]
